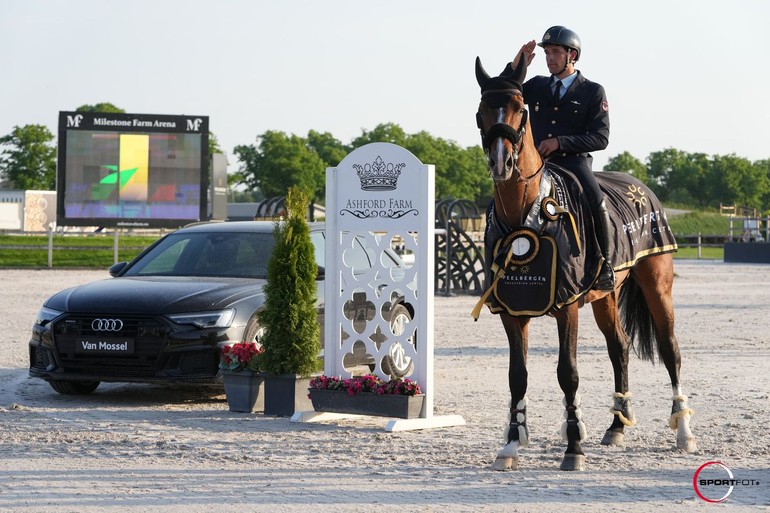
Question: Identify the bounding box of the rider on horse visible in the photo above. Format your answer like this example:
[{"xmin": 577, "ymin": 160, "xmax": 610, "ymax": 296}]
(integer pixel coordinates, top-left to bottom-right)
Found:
[
  {"xmin": 475, "ymin": 33, "xmax": 696, "ymax": 471},
  {"xmin": 502, "ymin": 26, "xmax": 615, "ymax": 291}
]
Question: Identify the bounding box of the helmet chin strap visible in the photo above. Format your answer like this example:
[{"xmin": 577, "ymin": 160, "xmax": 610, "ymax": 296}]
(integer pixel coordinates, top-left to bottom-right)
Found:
[{"xmin": 555, "ymin": 47, "xmax": 576, "ymax": 76}]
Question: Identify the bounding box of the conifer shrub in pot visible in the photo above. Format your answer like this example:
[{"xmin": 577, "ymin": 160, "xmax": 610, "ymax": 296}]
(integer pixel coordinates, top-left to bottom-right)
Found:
[{"xmin": 258, "ymin": 186, "xmax": 321, "ymax": 415}]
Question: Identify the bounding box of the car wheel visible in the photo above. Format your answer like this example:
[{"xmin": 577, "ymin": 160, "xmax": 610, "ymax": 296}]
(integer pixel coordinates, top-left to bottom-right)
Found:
[
  {"xmin": 382, "ymin": 303, "xmax": 415, "ymax": 379},
  {"xmin": 48, "ymin": 380, "xmax": 100, "ymax": 395},
  {"xmin": 243, "ymin": 315, "xmax": 266, "ymax": 345}
]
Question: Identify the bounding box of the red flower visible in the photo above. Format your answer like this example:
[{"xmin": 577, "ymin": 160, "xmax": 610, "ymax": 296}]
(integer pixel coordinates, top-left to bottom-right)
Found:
[{"xmin": 219, "ymin": 342, "xmax": 264, "ymax": 371}]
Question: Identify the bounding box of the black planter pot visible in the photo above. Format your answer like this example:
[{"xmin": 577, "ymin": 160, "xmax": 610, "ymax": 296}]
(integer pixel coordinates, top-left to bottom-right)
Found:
[
  {"xmin": 222, "ymin": 370, "xmax": 265, "ymax": 413},
  {"xmin": 263, "ymin": 374, "xmax": 313, "ymax": 417},
  {"xmin": 308, "ymin": 388, "xmax": 425, "ymax": 419}
]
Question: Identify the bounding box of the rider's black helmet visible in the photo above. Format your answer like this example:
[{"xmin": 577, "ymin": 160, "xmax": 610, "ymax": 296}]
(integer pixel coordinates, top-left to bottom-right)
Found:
[{"xmin": 538, "ymin": 25, "xmax": 582, "ymax": 61}]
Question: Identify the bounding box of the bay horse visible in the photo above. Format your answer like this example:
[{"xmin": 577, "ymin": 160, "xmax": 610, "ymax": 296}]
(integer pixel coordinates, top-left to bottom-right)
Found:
[{"xmin": 473, "ymin": 56, "xmax": 697, "ymax": 471}]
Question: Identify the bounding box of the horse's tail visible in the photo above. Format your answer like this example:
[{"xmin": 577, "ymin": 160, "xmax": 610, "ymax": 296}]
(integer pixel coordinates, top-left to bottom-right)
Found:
[{"xmin": 618, "ymin": 274, "xmax": 657, "ymax": 362}]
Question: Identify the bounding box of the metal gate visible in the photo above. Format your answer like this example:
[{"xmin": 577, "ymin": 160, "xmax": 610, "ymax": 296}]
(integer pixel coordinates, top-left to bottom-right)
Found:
[{"xmin": 434, "ymin": 199, "xmax": 487, "ymax": 296}]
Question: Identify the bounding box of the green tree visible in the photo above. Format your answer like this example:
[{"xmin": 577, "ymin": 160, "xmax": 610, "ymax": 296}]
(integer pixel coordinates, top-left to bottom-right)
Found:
[
  {"xmin": 604, "ymin": 151, "xmax": 647, "ymax": 183},
  {"xmin": 349, "ymin": 123, "xmax": 408, "ymax": 148},
  {"xmin": 756, "ymin": 159, "xmax": 770, "ymax": 213},
  {"xmin": 306, "ymin": 130, "xmax": 347, "ymax": 169},
  {"xmin": 714, "ymin": 154, "xmax": 769, "ymax": 210},
  {"xmin": 404, "ymin": 131, "xmax": 491, "ymax": 203},
  {"xmin": 645, "ymin": 148, "xmax": 690, "ymax": 201},
  {"xmin": 234, "ymin": 123, "xmax": 495, "ymax": 206},
  {"xmin": 209, "ymin": 132, "xmax": 222, "ymax": 156},
  {"xmin": 75, "ymin": 102, "xmax": 125, "ymax": 113},
  {"xmin": 258, "ymin": 186, "xmax": 320, "ymax": 376},
  {"xmin": 233, "ymin": 131, "xmax": 325, "ymax": 203},
  {"xmin": 665, "ymin": 152, "xmax": 711, "ymax": 207},
  {"xmin": 0, "ymin": 124, "xmax": 57, "ymax": 190},
  {"xmin": 231, "ymin": 143, "xmax": 259, "ymax": 190}
]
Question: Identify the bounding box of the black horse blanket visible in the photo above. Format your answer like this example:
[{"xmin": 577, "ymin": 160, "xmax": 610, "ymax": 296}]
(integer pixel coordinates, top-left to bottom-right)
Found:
[{"xmin": 476, "ymin": 165, "xmax": 678, "ymax": 318}]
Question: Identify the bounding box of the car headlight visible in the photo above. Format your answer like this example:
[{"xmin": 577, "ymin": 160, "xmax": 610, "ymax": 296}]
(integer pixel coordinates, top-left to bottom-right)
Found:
[
  {"xmin": 166, "ymin": 309, "xmax": 236, "ymax": 329},
  {"xmin": 35, "ymin": 306, "xmax": 63, "ymax": 327}
]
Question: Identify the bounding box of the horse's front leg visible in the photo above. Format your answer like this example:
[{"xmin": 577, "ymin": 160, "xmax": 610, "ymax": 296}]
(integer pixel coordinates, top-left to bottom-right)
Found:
[
  {"xmin": 554, "ymin": 303, "xmax": 587, "ymax": 471},
  {"xmin": 492, "ymin": 313, "xmax": 530, "ymax": 471}
]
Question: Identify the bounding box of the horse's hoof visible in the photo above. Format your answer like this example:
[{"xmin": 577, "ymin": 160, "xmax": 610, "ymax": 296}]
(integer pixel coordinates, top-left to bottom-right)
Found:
[
  {"xmin": 491, "ymin": 456, "xmax": 518, "ymax": 471},
  {"xmin": 677, "ymin": 437, "xmax": 697, "ymax": 453},
  {"xmin": 560, "ymin": 454, "xmax": 585, "ymax": 471},
  {"xmin": 600, "ymin": 429, "xmax": 625, "ymax": 446}
]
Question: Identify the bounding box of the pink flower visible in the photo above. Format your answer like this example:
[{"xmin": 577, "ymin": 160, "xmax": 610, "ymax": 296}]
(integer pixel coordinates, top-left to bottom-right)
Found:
[{"xmin": 308, "ymin": 374, "xmax": 422, "ymax": 396}]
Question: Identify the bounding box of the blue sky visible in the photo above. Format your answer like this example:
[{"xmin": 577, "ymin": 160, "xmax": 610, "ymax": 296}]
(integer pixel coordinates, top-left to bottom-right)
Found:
[{"xmin": 1, "ymin": 0, "xmax": 768, "ymax": 173}]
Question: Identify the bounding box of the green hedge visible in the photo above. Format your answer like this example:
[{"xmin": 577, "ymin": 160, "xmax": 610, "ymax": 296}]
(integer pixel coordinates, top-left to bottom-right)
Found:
[{"xmin": 0, "ymin": 234, "xmax": 159, "ymax": 268}]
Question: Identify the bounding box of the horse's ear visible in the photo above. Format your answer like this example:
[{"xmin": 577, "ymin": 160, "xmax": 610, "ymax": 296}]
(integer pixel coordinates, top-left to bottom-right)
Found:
[
  {"xmin": 503, "ymin": 52, "xmax": 528, "ymax": 85},
  {"xmin": 475, "ymin": 56, "xmax": 491, "ymax": 88}
]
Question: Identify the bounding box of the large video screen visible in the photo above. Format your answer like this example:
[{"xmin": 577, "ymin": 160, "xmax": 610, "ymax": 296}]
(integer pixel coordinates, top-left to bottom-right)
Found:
[{"xmin": 57, "ymin": 112, "xmax": 209, "ymax": 228}]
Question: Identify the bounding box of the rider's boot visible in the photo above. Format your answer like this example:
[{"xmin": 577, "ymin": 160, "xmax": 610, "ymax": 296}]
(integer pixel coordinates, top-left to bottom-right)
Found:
[{"xmin": 593, "ymin": 199, "xmax": 616, "ymax": 292}]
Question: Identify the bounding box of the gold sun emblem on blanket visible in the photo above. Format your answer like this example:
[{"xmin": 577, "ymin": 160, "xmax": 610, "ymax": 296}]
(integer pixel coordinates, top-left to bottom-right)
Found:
[{"xmin": 626, "ymin": 184, "xmax": 647, "ymax": 208}]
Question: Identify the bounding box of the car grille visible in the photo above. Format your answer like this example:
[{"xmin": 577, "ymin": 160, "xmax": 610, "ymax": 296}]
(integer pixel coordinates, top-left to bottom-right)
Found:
[
  {"xmin": 52, "ymin": 314, "xmax": 167, "ymax": 377},
  {"xmin": 30, "ymin": 345, "xmax": 54, "ymax": 371}
]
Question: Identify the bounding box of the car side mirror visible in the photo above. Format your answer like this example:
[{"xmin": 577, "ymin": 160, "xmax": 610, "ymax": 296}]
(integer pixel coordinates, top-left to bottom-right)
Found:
[{"xmin": 109, "ymin": 262, "xmax": 128, "ymax": 277}]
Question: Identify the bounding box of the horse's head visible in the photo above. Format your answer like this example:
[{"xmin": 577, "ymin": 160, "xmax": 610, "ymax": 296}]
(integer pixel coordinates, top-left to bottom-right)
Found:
[{"xmin": 475, "ymin": 56, "xmax": 539, "ymax": 183}]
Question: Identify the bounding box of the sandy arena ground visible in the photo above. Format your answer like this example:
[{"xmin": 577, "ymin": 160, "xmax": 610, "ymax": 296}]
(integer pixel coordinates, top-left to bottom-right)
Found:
[{"xmin": 0, "ymin": 261, "xmax": 768, "ymax": 512}]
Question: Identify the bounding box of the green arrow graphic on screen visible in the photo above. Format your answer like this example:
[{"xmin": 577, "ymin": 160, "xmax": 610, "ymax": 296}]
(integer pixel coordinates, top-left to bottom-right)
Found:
[{"xmin": 91, "ymin": 166, "xmax": 139, "ymax": 200}]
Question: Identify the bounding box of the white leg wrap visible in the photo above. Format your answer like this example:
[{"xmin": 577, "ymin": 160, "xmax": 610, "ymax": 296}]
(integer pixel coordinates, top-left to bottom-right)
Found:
[
  {"xmin": 505, "ymin": 398, "xmax": 529, "ymax": 447},
  {"xmin": 609, "ymin": 391, "xmax": 637, "ymax": 427},
  {"xmin": 560, "ymin": 393, "xmax": 587, "ymax": 442},
  {"xmin": 669, "ymin": 395, "xmax": 697, "ymax": 452},
  {"xmin": 669, "ymin": 395, "xmax": 695, "ymax": 430},
  {"xmin": 516, "ymin": 424, "xmax": 529, "ymax": 447}
]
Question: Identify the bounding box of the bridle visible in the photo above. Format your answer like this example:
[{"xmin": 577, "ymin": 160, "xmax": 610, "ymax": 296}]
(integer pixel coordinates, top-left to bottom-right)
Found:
[
  {"xmin": 478, "ymin": 87, "xmax": 545, "ymax": 227},
  {"xmin": 477, "ymin": 88, "xmax": 543, "ymax": 183}
]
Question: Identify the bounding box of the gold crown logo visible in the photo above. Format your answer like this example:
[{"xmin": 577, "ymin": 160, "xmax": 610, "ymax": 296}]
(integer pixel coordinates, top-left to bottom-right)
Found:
[{"xmin": 353, "ymin": 156, "xmax": 404, "ymax": 191}]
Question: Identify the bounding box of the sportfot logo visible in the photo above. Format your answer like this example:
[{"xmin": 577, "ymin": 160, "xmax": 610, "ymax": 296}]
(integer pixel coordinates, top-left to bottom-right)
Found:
[{"xmin": 693, "ymin": 461, "xmax": 761, "ymax": 503}]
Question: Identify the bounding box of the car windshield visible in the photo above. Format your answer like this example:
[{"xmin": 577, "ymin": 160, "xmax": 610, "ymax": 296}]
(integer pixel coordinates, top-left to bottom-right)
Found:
[{"xmin": 122, "ymin": 231, "xmax": 276, "ymax": 279}]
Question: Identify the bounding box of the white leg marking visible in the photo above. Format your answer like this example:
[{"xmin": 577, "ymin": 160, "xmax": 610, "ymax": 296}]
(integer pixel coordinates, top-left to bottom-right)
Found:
[{"xmin": 492, "ymin": 441, "xmax": 520, "ymax": 471}]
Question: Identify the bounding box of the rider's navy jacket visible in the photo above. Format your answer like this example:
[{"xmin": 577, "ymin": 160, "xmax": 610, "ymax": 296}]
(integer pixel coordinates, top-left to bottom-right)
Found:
[{"xmin": 502, "ymin": 65, "xmax": 610, "ymax": 158}]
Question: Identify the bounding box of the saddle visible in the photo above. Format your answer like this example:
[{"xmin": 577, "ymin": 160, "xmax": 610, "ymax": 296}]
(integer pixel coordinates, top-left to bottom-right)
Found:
[{"xmin": 473, "ymin": 165, "xmax": 678, "ymax": 319}]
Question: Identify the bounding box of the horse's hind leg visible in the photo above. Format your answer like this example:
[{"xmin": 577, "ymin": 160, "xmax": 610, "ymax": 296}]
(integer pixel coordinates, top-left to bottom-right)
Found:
[
  {"xmin": 493, "ymin": 314, "xmax": 530, "ymax": 471},
  {"xmin": 591, "ymin": 293, "xmax": 636, "ymax": 447},
  {"xmin": 635, "ymin": 256, "xmax": 697, "ymax": 452}
]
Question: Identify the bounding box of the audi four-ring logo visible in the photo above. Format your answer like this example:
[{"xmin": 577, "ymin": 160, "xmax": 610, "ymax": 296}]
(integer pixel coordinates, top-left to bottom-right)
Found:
[{"xmin": 91, "ymin": 319, "xmax": 124, "ymax": 331}]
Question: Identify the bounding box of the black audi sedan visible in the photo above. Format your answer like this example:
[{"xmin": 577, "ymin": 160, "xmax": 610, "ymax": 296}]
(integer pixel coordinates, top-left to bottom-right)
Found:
[{"xmin": 29, "ymin": 221, "xmax": 413, "ymax": 394}]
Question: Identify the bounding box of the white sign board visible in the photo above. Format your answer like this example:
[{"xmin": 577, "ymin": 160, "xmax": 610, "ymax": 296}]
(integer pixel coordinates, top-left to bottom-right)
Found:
[{"xmin": 309, "ymin": 142, "xmax": 463, "ymax": 430}]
